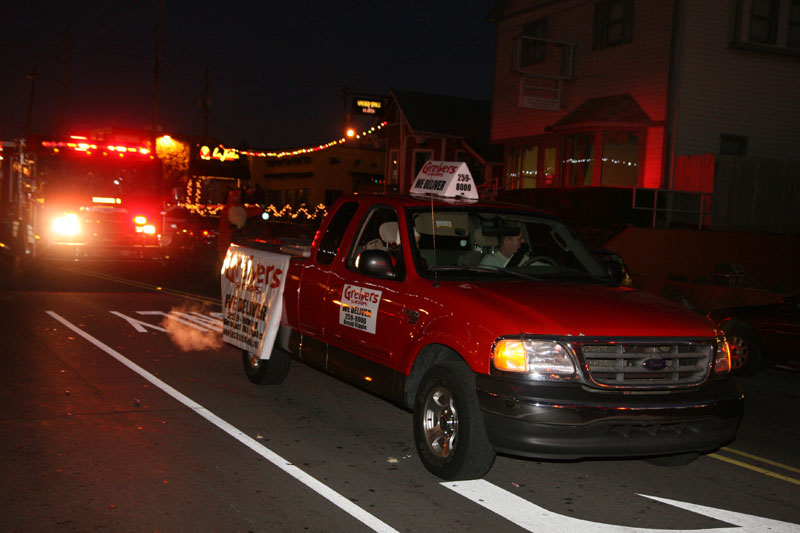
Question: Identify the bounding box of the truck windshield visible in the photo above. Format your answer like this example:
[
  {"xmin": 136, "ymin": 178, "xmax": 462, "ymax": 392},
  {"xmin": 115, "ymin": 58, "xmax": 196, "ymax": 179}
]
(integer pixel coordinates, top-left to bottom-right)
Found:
[{"xmin": 407, "ymin": 207, "xmax": 609, "ymax": 282}]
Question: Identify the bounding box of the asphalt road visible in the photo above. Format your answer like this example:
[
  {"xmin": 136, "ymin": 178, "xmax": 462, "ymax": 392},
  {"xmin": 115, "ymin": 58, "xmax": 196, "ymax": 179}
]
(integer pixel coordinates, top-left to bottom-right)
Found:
[{"xmin": 1, "ymin": 254, "xmax": 798, "ymax": 532}]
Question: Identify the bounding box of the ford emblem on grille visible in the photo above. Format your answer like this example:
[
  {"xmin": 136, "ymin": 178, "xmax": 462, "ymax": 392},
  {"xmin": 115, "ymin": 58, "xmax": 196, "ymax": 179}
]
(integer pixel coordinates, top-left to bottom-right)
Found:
[{"xmin": 642, "ymin": 357, "xmax": 667, "ymax": 370}]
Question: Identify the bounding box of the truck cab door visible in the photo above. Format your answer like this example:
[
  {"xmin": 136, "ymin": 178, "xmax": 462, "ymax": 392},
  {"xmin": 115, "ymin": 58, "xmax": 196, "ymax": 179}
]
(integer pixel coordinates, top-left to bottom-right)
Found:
[{"xmin": 323, "ymin": 205, "xmax": 407, "ymax": 395}]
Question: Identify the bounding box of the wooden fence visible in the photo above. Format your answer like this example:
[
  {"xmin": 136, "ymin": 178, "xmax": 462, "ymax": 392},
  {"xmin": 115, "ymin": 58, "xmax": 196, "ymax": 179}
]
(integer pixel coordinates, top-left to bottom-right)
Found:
[{"xmin": 712, "ymin": 156, "xmax": 800, "ymax": 234}]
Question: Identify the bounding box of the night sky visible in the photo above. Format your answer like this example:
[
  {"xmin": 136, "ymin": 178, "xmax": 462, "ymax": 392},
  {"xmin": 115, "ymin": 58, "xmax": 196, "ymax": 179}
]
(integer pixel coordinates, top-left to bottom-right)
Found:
[{"xmin": 0, "ymin": 1, "xmax": 497, "ymax": 150}]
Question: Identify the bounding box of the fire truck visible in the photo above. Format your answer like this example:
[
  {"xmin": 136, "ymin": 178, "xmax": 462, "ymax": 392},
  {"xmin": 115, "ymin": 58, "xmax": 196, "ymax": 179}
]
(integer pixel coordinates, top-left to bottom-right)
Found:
[{"xmin": 1, "ymin": 133, "xmax": 169, "ymax": 266}]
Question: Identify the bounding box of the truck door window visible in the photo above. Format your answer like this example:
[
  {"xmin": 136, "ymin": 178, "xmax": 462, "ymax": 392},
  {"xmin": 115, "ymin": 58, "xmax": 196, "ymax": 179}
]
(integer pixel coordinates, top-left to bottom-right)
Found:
[
  {"xmin": 347, "ymin": 206, "xmax": 403, "ymax": 277},
  {"xmin": 316, "ymin": 201, "xmax": 359, "ymax": 265}
]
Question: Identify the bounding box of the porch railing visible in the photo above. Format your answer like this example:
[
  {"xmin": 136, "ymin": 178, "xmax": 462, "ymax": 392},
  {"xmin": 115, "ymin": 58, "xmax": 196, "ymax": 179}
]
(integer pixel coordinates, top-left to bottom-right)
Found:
[{"xmin": 631, "ymin": 188, "xmax": 713, "ymax": 230}]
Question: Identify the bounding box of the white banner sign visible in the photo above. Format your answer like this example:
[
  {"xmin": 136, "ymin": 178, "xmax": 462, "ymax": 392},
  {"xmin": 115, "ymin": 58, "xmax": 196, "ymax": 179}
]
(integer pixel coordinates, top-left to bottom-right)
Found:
[{"xmin": 220, "ymin": 244, "xmax": 290, "ymax": 359}]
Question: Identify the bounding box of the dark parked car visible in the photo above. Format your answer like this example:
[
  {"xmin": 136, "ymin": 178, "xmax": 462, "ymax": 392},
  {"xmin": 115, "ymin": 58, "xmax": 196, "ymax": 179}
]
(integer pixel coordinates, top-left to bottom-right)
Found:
[
  {"xmin": 163, "ymin": 208, "xmax": 218, "ymax": 254},
  {"xmin": 708, "ymin": 293, "xmax": 800, "ymax": 375}
]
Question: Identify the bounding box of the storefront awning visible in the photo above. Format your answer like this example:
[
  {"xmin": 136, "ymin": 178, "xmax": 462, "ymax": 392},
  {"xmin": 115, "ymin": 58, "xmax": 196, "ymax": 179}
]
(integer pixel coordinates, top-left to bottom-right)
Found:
[{"xmin": 549, "ymin": 94, "xmax": 653, "ymax": 131}]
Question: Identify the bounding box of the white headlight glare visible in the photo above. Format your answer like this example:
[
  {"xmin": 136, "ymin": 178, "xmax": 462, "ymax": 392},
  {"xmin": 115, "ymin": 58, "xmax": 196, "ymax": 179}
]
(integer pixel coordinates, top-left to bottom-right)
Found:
[
  {"xmin": 524, "ymin": 340, "xmax": 576, "ymax": 378},
  {"xmin": 492, "ymin": 338, "xmax": 576, "ymax": 380},
  {"xmin": 52, "ymin": 213, "xmax": 81, "ymax": 237}
]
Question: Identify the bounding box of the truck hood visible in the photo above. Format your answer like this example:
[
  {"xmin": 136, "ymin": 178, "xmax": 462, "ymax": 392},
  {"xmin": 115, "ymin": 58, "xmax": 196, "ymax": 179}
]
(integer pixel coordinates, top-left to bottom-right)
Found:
[{"xmin": 448, "ymin": 280, "xmax": 714, "ymax": 338}]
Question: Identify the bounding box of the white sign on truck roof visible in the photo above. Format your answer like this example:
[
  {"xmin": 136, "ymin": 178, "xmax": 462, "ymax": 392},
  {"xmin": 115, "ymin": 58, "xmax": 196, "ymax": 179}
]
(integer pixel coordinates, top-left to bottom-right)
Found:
[{"xmin": 410, "ymin": 161, "xmax": 478, "ymax": 200}]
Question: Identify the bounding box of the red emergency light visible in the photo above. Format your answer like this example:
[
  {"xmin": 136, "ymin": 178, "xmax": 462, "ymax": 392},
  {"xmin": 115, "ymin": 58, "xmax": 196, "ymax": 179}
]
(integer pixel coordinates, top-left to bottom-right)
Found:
[
  {"xmin": 92, "ymin": 197, "xmax": 122, "ymax": 205},
  {"xmin": 41, "ymin": 139, "xmax": 151, "ymax": 157}
]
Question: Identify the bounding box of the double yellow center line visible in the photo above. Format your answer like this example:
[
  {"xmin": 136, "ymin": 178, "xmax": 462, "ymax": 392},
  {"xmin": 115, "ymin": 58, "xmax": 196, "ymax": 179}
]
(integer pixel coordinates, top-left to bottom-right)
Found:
[
  {"xmin": 710, "ymin": 447, "xmax": 800, "ymax": 485},
  {"xmin": 54, "ymin": 265, "xmax": 800, "ymax": 489},
  {"xmin": 61, "ymin": 266, "xmax": 220, "ymax": 305}
]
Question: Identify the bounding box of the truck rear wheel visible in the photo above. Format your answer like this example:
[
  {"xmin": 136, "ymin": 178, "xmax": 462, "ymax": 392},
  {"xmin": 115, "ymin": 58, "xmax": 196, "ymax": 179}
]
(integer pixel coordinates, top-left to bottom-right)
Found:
[
  {"xmin": 413, "ymin": 362, "xmax": 495, "ymax": 480},
  {"xmin": 242, "ymin": 348, "xmax": 290, "ymax": 385},
  {"xmin": 722, "ymin": 321, "xmax": 762, "ymax": 375}
]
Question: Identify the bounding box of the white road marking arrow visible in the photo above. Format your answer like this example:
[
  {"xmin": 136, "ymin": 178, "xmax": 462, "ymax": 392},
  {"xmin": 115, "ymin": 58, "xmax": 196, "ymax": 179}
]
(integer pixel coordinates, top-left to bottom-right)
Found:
[{"xmin": 443, "ymin": 479, "xmax": 798, "ymax": 532}]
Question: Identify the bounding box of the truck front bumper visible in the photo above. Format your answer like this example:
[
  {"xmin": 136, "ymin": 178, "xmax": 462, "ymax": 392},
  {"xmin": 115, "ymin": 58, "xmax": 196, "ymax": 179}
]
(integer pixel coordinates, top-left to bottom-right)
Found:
[
  {"xmin": 475, "ymin": 375, "xmax": 744, "ymax": 460},
  {"xmin": 41, "ymin": 242, "xmax": 170, "ymax": 262}
]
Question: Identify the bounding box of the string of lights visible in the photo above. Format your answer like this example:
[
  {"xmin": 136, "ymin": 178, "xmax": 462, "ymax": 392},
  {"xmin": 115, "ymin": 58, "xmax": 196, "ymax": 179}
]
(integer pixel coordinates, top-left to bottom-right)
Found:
[
  {"xmin": 180, "ymin": 197, "xmax": 328, "ymax": 221},
  {"xmin": 178, "ymin": 123, "xmax": 388, "ymax": 217},
  {"xmin": 562, "ymin": 157, "xmax": 638, "ymax": 167},
  {"xmin": 263, "ymin": 203, "xmax": 328, "ymax": 220},
  {"xmin": 236, "ymin": 121, "xmax": 387, "ymax": 159}
]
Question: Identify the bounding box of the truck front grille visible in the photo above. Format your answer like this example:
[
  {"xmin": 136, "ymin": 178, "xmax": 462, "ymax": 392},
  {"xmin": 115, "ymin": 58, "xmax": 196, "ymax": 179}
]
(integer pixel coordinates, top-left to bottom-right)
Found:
[{"xmin": 576, "ymin": 341, "xmax": 713, "ymax": 389}]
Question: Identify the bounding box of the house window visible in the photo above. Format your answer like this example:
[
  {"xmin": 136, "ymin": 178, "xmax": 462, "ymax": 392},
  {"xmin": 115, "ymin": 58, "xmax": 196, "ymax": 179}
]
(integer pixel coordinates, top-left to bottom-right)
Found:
[
  {"xmin": 521, "ymin": 146, "xmax": 539, "ymax": 188},
  {"xmin": 601, "ymin": 130, "xmax": 640, "ymax": 186},
  {"xmin": 521, "ymin": 19, "xmax": 548, "ymax": 66},
  {"xmin": 543, "ymin": 147, "xmax": 556, "ymax": 186},
  {"xmin": 560, "ymin": 129, "xmax": 642, "ymax": 187},
  {"xmin": 789, "ymin": 0, "xmax": 800, "ymax": 48},
  {"xmin": 562, "ymin": 133, "xmax": 595, "ymax": 186},
  {"xmin": 266, "ymin": 189, "xmax": 282, "ymax": 206},
  {"xmin": 720, "ymin": 134, "xmax": 748, "ymax": 156},
  {"xmin": 455, "ymin": 150, "xmax": 485, "ymax": 184},
  {"xmin": 413, "ymin": 150, "xmax": 433, "ymax": 179},
  {"xmin": 506, "ymin": 147, "xmax": 522, "ymax": 190},
  {"xmin": 296, "ymin": 188, "xmax": 310, "ymax": 205},
  {"xmin": 749, "ymin": 0, "xmax": 779, "ymax": 44},
  {"xmin": 388, "ymin": 149, "xmax": 398, "ymax": 185},
  {"xmin": 506, "ymin": 143, "xmax": 557, "ymax": 189},
  {"xmin": 324, "ymin": 189, "xmax": 343, "ymax": 206},
  {"xmin": 593, "ymin": 0, "xmax": 634, "ymax": 49}
]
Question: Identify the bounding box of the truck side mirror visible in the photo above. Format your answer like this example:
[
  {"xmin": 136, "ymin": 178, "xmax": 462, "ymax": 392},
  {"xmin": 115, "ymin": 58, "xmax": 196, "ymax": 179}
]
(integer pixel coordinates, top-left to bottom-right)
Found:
[
  {"xmin": 601, "ymin": 252, "xmax": 632, "ymax": 287},
  {"xmin": 357, "ymin": 249, "xmax": 397, "ymax": 279}
]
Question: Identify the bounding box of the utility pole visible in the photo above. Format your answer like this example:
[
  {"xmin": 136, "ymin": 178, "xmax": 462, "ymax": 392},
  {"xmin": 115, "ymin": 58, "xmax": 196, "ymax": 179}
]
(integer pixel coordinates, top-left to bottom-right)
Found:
[
  {"xmin": 25, "ymin": 65, "xmax": 37, "ymax": 136},
  {"xmin": 152, "ymin": 0, "xmax": 164, "ymax": 146},
  {"xmin": 59, "ymin": 29, "xmax": 70, "ymax": 136},
  {"xmin": 343, "ymin": 84, "xmax": 352, "ymax": 135},
  {"xmin": 203, "ymin": 64, "xmax": 211, "ymax": 143}
]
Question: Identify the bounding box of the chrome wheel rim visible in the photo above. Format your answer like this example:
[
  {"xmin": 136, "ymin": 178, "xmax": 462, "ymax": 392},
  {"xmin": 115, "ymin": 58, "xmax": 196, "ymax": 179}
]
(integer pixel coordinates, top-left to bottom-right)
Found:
[
  {"xmin": 727, "ymin": 334, "xmax": 749, "ymax": 370},
  {"xmin": 422, "ymin": 386, "xmax": 458, "ymax": 459}
]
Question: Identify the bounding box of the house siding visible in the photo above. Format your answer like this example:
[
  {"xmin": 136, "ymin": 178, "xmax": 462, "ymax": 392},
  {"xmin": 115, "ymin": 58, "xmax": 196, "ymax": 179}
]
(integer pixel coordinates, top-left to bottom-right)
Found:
[
  {"xmin": 491, "ymin": 0, "xmax": 673, "ymax": 143},
  {"xmin": 675, "ymin": 1, "xmax": 800, "ymax": 160}
]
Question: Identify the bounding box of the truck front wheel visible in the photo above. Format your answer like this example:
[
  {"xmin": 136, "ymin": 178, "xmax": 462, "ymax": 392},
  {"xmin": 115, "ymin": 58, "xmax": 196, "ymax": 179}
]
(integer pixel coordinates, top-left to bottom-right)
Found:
[
  {"xmin": 242, "ymin": 348, "xmax": 290, "ymax": 385},
  {"xmin": 413, "ymin": 362, "xmax": 495, "ymax": 480}
]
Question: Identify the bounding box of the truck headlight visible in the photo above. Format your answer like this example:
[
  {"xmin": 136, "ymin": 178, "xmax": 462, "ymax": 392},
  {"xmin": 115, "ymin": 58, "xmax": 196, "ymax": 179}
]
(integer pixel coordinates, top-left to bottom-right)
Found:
[
  {"xmin": 133, "ymin": 214, "xmax": 156, "ymax": 235},
  {"xmin": 136, "ymin": 224, "xmax": 157, "ymax": 234},
  {"xmin": 52, "ymin": 213, "xmax": 81, "ymax": 237},
  {"xmin": 713, "ymin": 336, "xmax": 732, "ymax": 374},
  {"xmin": 492, "ymin": 338, "xmax": 577, "ymax": 380}
]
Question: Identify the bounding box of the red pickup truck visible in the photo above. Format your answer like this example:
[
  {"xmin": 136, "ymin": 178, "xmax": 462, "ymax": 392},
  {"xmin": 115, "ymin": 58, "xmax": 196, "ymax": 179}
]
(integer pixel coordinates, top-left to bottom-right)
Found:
[{"xmin": 223, "ymin": 166, "xmax": 743, "ymax": 481}]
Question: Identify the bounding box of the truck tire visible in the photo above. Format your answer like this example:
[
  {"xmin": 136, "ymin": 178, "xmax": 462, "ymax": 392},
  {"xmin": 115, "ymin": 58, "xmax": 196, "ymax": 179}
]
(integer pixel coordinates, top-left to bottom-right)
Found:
[
  {"xmin": 242, "ymin": 348, "xmax": 290, "ymax": 385},
  {"xmin": 413, "ymin": 362, "xmax": 495, "ymax": 480},
  {"xmin": 722, "ymin": 321, "xmax": 762, "ymax": 375}
]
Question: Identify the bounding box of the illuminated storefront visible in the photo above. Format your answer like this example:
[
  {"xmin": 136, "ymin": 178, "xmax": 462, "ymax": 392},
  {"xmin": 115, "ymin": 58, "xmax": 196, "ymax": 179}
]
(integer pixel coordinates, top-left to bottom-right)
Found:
[{"xmin": 503, "ymin": 94, "xmax": 650, "ymax": 191}]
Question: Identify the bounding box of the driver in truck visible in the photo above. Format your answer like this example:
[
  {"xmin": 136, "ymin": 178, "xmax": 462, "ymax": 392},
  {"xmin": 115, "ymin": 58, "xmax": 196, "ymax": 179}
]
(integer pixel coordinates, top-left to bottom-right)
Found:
[{"xmin": 479, "ymin": 225, "xmax": 527, "ymax": 268}]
